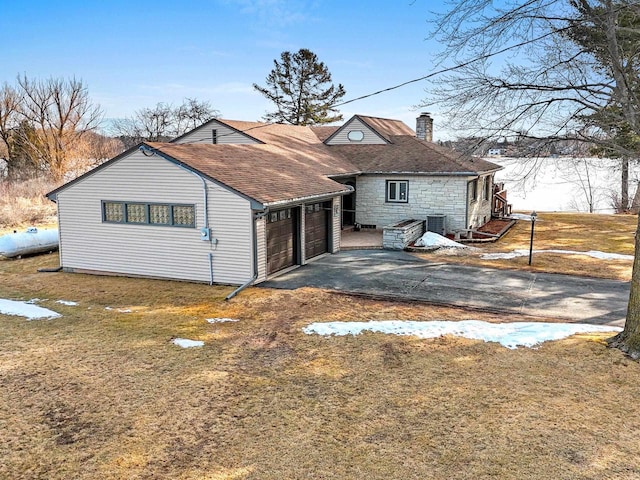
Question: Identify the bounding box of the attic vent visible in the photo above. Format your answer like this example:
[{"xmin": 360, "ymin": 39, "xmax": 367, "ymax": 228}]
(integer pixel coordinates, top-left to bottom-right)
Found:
[{"xmin": 426, "ymin": 214, "xmax": 446, "ymax": 235}]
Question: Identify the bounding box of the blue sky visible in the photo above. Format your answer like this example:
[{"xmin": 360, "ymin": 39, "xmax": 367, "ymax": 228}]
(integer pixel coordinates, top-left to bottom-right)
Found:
[{"xmin": 1, "ymin": 0, "xmax": 450, "ymax": 137}]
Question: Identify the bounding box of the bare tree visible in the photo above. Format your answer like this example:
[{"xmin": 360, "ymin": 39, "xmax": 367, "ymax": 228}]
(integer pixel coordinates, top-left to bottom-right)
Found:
[
  {"xmin": 14, "ymin": 75, "xmax": 103, "ymax": 182},
  {"xmin": 0, "ymin": 83, "xmax": 31, "ymax": 180},
  {"xmin": 425, "ymin": 0, "xmax": 640, "ymax": 357},
  {"xmin": 112, "ymin": 98, "xmax": 219, "ymax": 149}
]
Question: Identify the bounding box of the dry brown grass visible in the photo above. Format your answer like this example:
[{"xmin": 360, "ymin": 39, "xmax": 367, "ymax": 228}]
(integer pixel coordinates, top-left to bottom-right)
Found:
[
  {"xmin": 1, "ymin": 253, "xmax": 639, "ymax": 479},
  {"xmin": 416, "ymin": 212, "xmax": 637, "ymax": 281},
  {"xmin": 0, "ymin": 178, "xmax": 58, "ymax": 227}
]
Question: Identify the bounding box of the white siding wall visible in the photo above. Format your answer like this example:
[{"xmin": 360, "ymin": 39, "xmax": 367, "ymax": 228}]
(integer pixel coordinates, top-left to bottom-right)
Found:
[
  {"xmin": 325, "ymin": 118, "xmax": 387, "ymax": 145},
  {"xmin": 255, "ymin": 216, "xmax": 267, "ymax": 283},
  {"xmin": 173, "ymin": 120, "xmax": 260, "ymax": 145},
  {"xmin": 355, "ymin": 175, "xmax": 471, "ymax": 232},
  {"xmin": 466, "ymin": 175, "xmax": 493, "ymax": 229},
  {"xmin": 331, "ymin": 196, "xmax": 341, "ymax": 253},
  {"xmin": 57, "ymin": 150, "xmax": 253, "ymax": 285}
]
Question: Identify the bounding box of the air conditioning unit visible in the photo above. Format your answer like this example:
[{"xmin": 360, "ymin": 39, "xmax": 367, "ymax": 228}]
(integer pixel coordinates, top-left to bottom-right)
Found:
[{"xmin": 426, "ymin": 214, "xmax": 447, "ymax": 235}]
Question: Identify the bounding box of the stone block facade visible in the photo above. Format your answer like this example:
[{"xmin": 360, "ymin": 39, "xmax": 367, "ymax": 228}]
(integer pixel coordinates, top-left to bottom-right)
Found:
[
  {"xmin": 355, "ymin": 175, "xmax": 470, "ymax": 232},
  {"xmin": 383, "ymin": 219, "xmax": 425, "ymax": 250}
]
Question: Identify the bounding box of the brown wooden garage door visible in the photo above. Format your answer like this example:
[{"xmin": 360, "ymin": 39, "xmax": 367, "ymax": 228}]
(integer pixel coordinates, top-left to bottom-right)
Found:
[
  {"xmin": 267, "ymin": 208, "xmax": 296, "ymax": 275},
  {"xmin": 305, "ymin": 202, "xmax": 329, "ymax": 259}
]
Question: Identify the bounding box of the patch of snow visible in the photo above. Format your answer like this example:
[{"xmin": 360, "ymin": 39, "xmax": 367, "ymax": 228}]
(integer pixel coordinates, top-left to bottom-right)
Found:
[
  {"xmin": 105, "ymin": 307, "xmax": 132, "ymax": 313},
  {"xmin": 481, "ymin": 249, "xmax": 633, "ymax": 261},
  {"xmin": 303, "ymin": 320, "xmax": 621, "ymax": 349},
  {"xmin": 415, "ymin": 231, "xmax": 466, "ymax": 248},
  {"xmin": 206, "ymin": 317, "xmax": 239, "ymax": 323},
  {"xmin": 172, "ymin": 338, "xmax": 204, "ymax": 348},
  {"xmin": 26, "ymin": 298, "xmax": 46, "ymax": 304},
  {"xmin": 507, "ymin": 213, "xmax": 537, "ymax": 221},
  {"xmin": 0, "ymin": 299, "xmax": 61, "ymax": 320},
  {"xmin": 56, "ymin": 300, "xmax": 78, "ymax": 306}
]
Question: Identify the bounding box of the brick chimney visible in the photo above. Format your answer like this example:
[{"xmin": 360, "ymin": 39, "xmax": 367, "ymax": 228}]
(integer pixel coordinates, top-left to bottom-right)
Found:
[{"xmin": 416, "ymin": 112, "xmax": 433, "ymax": 142}]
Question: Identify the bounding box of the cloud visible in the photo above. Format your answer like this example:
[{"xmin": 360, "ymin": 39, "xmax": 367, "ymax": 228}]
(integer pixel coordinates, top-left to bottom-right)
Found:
[{"xmin": 223, "ymin": 0, "xmax": 321, "ymax": 29}]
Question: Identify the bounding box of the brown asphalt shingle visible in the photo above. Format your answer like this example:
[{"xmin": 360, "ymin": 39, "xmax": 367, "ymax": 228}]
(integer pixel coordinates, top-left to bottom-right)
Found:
[
  {"xmin": 146, "ymin": 142, "xmax": 354, "ymax": 205},
  {"xmin": 147, "ymin": 118, "xmax": 501, "ymax": 206},
  {"xmin": 329, "ymin": 136, "xmax": 501, "ymax": 174}
]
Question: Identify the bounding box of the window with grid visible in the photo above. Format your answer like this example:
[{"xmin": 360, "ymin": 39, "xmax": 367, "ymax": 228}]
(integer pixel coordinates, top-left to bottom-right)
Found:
[
  {"xmin": 103, "ymin": 202, "xmax": 124, "ymax": 222},
  {"xmin": 102, "ymin": 201, "xmax": 195, "ymax": 228}
]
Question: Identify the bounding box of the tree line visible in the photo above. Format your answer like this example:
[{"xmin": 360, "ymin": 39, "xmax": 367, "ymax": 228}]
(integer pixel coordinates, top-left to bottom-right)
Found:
[{"xmin": 0, "ymin": 49, "xmax": 344, "ymax": 183}]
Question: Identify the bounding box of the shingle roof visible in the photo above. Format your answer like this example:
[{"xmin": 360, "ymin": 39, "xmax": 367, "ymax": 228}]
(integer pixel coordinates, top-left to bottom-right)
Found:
[
  {"xmin": 49, "ymin": 115, "xmax": 502, "ymax": 207},
  {"xmin": 145, "ymin": 141, "xmax": 354, "ymax": 206},
  {"xmin": 356, "ymin": 116, "xmax": 416, "ymax": 142},
  {"xmin": 328, "ymin": 136, "xmax": 501, "ymax": 174}
]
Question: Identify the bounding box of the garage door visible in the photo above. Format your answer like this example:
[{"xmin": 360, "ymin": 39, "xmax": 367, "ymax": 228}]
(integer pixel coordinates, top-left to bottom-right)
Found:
[
  {"xmin": 305, "ymin": 202, "xmax": 329, "ymax": 259},
  {"xmin": 267, "ymin": 208, "xmax": 296, "ymax": 275}
]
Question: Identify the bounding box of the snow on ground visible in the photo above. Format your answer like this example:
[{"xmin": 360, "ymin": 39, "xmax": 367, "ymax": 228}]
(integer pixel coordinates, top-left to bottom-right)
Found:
[
  {"xmin": 0, "ymin": 299, "xmax": 61, "ymax": 320},
  {"xmin": 303, "ymin": 320, "xmax": 621, "ymax": 349},
  {"xmin": 104, "ymin": 307, "xmax": 132, "ymax": 313},
  {"xmin": 56, "ymin": 300, "xmax": 78, "ymax": 306},
  {"xmin": 172, "ymin": 338, "xmax": 204, "ymax": 348},
  {"xmin": 206, "ymin": 317, "xmax": 239, "ymax": 323},
  {"xmin": 415, "ymin": 231, "xmax": 467, "ymax": 248},
  {"xmin": 482, "ymin": 249, "xmax": 633, "ymax": 261}
]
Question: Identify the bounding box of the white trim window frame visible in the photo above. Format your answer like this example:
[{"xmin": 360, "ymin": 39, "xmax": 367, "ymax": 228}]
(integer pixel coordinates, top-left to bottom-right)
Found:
[{"xmin": 386, "ymin": 180, "xmax": 409, "ymax": 203}]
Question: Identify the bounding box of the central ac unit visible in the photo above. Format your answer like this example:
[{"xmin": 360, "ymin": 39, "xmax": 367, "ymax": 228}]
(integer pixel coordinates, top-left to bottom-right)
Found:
[{"xmin": 426, "ymin": 214, "xmax": 447, "ymax": 235}]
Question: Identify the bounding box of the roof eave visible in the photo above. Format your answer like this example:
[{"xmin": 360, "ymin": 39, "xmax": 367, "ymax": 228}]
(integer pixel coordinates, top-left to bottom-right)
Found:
[{"xmin": 262, "ymin": 187, "xmax": 353, "ymax": 209}]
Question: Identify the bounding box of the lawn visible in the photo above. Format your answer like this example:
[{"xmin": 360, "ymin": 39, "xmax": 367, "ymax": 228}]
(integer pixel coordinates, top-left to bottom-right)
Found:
[
  {"xmin": 1, "ymin": 252, "xmax": 639, "ymax": 479},
  {"xmin": 415, "ymin": 212, "xmax": 637, "ymax": 281}
]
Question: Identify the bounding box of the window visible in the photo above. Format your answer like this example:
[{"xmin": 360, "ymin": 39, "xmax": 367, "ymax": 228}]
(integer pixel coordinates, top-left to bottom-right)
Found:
[
  {"xmin": 126, "ymin": 203, "xmax": 147, "ymax": 223},
  {"xmin": 102, "ymin": 201, "xmax": 195, "ymax": 228},
  {"xmin": 483, "ymin": 176, "xmax": 491, "ymax": 201},
  {"xmin": 469, "ymin": 179, "xmax": 478, "ymax": 202},
  {"xmin": 386, "ymin": 180, "xmax": 409, "ymax": 203},
  {"xmin": 212, "ymin": 129, "xmax": 218, "ymax": 144},
  {"xmin": 347, "ymin": 130, "xmax": 364, "ymax": 142},
  {"xmin": 268, "ymin": 208, "xmax": 292, "ymax": 223},
  {"xmin": 150, "ymin": 204, "xmax": 170, "ymax": 225},
  {"xmin": 103, "ymin": 202, "xmax": 124, "ymax": 222}
]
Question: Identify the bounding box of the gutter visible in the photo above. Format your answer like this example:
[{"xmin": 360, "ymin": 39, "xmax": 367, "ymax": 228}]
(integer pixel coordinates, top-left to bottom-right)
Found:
[
  {"xmin": 225, "ymin": 210, "xmax": 266, "ymax": 301},
  {"xmin": 264, "ymin": 187, "xmax": 353, "ymax": 209}
]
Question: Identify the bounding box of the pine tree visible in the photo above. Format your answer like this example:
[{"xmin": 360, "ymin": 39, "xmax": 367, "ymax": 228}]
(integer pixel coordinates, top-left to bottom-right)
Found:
[{"xmin": 254, "ymin": 49, "xmax": 346, "ymax": 126}]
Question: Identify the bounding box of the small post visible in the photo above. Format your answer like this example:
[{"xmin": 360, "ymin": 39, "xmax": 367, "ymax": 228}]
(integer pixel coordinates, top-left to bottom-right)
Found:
[{"xmin": 528, "ymin": 211, "xmax": 537, "ymax": 265}]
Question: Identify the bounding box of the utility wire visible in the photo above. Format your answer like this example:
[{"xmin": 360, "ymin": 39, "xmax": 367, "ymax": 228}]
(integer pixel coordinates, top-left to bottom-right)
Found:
[{"xmin": 166, "ymin": 1, "xmax": 640, "ymax": 143}]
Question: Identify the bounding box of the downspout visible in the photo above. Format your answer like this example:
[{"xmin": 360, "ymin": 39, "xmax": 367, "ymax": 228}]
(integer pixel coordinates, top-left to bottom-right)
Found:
[
  {"xmin": 225, "ymin": 210, "xmax": 266, "ymax": 301},
  {"xmin": 139, "ymin": 144, "xmax": 213, "ymax": 285}
]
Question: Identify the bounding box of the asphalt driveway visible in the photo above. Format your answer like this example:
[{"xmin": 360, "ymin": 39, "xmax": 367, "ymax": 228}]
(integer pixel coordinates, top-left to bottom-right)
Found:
[{"xmin": 262, "ymin": 250, "xmax": 631, "ymax": 327}]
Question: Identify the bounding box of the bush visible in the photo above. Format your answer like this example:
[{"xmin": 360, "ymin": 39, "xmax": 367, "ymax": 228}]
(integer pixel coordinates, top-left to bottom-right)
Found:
[{"xmin": 0, "ymin": 178, "xmax": 58, "ymax": 227}]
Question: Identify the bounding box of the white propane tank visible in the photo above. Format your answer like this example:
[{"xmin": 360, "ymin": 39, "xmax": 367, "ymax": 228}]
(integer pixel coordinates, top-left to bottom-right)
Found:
[{"xmin": 0, "ymin": 227, "xmax": 59, "ymax": 258}]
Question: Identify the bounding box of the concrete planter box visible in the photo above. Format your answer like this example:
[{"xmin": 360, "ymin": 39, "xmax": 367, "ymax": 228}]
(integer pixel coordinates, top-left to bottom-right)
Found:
[{"xmin": 383, "ymin": 219, "xmax": 425, "ymax": 250}]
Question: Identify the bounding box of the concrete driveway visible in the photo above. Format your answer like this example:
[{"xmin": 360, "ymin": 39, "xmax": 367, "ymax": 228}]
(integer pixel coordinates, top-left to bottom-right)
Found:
[{"xmin": 262, "ymin": 250, "xmax": 631, "ymax": 327}]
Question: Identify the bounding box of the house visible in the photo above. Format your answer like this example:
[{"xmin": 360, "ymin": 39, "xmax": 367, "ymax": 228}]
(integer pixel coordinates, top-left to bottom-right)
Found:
[{"xmin": 46, "ymin": 113, "xmax": 502, "ymax": 287}]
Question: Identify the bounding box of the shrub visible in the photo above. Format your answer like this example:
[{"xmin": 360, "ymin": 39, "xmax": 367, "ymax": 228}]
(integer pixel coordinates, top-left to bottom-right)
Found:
[{"xmin": 0, "ymin": 178, "xmax": 58, "ymax": 227}]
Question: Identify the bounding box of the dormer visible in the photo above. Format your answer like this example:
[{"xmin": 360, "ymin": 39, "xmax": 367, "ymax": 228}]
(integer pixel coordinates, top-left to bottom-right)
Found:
[
  {"xmin": 171, "ymin": 119, "xmax": 264, "ymax": 145},
  {"xmin": 323, "ymin": 115, "xmax": 391, "ymax": 145},
  {"xmin": 324, "ymin": 115, "xmax": 417, "ymax": 145}
]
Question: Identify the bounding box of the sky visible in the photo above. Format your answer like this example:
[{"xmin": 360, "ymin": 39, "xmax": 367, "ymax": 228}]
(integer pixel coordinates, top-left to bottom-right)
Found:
[{"xmin": 0, "ymin": 0, "xmax": 449, "ymax": 137}]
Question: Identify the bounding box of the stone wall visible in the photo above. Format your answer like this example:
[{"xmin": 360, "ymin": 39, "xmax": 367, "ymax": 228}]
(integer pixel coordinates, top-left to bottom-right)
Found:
[
  {"xmin": 355, "ymin": 175, "xmax": 470, "ymax": 232},
  {"xmin": 383, "ymin": 219, "xmax": 425, "ymax": 250}
]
